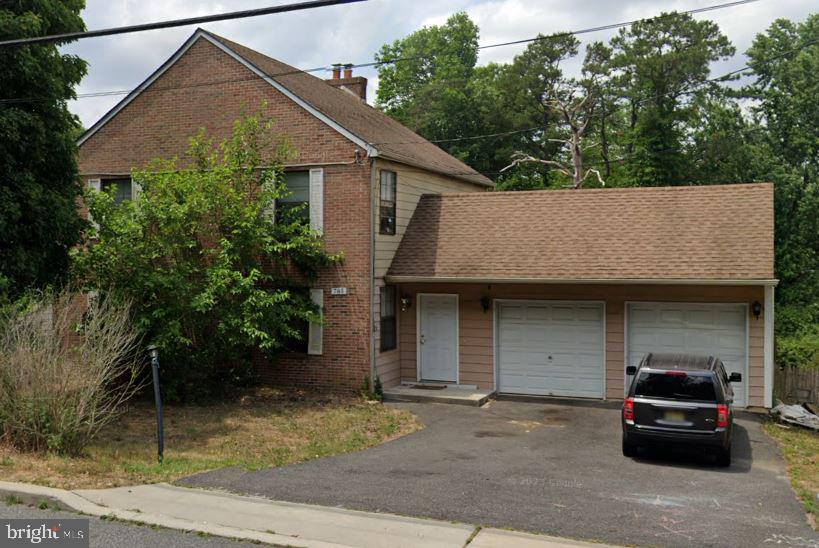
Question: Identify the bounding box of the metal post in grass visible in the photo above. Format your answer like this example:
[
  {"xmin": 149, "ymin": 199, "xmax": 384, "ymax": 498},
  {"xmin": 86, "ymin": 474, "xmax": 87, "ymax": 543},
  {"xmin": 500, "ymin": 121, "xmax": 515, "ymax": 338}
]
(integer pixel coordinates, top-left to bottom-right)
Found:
[{"xmin": 147, "ymin": 345, "xmax": 164, "ymax": 463}]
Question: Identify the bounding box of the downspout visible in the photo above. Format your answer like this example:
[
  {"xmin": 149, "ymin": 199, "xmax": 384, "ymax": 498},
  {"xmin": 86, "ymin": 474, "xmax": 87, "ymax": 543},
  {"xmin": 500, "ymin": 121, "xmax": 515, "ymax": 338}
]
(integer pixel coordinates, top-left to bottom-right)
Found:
[{"xmin": 369, "ymin": 157, "xmax": 377, "ymax": 393}]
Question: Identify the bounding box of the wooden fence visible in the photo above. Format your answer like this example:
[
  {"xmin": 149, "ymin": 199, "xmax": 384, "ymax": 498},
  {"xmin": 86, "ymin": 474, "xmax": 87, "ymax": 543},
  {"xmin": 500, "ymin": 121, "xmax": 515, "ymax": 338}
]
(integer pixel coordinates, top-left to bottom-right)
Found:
[{"xmin": 774, "ymin": 367, "xmax": 819, "ymax": 404}]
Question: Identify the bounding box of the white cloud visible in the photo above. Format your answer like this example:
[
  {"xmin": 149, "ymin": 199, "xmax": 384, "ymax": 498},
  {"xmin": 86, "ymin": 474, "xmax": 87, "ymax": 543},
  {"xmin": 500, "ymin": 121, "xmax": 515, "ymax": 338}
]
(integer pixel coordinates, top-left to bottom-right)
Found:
[{"xmin": 63, "ymin": 0, "xmax": 816, "ymax": 128}]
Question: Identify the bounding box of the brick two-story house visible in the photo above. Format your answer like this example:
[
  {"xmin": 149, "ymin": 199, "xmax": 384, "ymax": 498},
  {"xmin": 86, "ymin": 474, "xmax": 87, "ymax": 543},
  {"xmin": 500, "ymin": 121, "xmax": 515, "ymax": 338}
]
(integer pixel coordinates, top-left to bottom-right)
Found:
[
  {"xmin": 77, "ymin": 28, "xmax": 493, "ymax": 392},
  {"xmin": 79, "ymin": 29, "xmax": 776, "ymax": 408}
]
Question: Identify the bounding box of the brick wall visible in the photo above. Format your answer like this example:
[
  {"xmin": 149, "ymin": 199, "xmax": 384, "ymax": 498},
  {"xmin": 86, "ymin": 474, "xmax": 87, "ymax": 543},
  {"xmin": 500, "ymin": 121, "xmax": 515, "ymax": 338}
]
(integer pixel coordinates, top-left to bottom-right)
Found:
[
  {"xmin": 258, "ymin": 162, "xmax": 372, "ymax": 391},
  {"xmin": 79, "ymin": 35, "xmax": 373, "ymax": 392},
  {"xmin": 79, "ymin": 38, "xmax": 359, "ymax": 174}
]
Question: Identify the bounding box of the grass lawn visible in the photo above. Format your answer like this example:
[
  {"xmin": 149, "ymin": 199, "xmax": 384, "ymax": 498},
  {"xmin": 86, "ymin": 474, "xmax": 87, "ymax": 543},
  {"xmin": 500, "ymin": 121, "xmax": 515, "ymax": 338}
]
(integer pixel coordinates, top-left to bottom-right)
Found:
[
  {"xmin": 764, "ymin": 420, "xmax": 819, "ymax": 527},
  {"xmin": 0, "ymin": 388, "xmax": 420, "ymax": 490}
]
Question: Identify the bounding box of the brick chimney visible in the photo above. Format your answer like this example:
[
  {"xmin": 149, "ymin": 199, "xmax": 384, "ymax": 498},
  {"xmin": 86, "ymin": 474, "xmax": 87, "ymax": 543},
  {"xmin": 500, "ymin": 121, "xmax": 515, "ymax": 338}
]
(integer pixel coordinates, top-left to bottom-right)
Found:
[{"xmin": 326, "ymin": 62, "xmax": 367, "ymax": 102}]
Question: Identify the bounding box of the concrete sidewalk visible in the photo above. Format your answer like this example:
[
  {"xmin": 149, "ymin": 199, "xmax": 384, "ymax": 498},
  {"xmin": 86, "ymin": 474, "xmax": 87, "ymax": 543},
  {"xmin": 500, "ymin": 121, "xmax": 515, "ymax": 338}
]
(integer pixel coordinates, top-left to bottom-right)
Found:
[{"xmin": 0, "ymin": 481, "xmax": 618, "ymax": 548}]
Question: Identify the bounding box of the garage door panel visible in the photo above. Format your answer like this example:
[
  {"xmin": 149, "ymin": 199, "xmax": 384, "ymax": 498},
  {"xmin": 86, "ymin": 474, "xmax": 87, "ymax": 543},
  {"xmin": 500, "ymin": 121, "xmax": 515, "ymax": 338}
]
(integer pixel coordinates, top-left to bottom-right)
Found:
[
  {"xmin": 500, "ymin": 306, "xmax": 524, "ymax": 321},
  {"xmin": 526, "ymin": 306, "xmax": 551, "ymax": 321},
  {"xmin": 719, "ymin": 309, "xmax": 745, "ymax": 323},
  {"xmin": 498, "ymin": 301, "xmax": 604, "ymax": 398},
  {"xmin": 627, "ymin": 303, "xmax": 748, "ymax": 406},
  {"xmin": 631, "ymin": 309, "xmax": 658, "ymax": 324},
  {"xmin": 660, "ymin": 310, "xmax": 686, "ymax": 324}
]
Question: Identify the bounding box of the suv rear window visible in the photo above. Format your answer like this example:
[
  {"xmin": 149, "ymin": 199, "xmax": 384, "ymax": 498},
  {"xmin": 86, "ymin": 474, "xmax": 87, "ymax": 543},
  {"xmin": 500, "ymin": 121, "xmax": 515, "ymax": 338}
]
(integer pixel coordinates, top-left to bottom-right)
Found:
[{"xmin": 634, "ymin": 371, "xmax": 717, "ymax": 401}]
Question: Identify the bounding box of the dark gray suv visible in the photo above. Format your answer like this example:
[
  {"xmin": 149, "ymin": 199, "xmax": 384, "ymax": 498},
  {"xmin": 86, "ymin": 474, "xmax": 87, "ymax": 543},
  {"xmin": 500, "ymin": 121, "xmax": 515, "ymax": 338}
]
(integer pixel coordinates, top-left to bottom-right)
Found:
[{"xmin": 622, "ymin": 353, "xmax": 741, "ymax": 467}]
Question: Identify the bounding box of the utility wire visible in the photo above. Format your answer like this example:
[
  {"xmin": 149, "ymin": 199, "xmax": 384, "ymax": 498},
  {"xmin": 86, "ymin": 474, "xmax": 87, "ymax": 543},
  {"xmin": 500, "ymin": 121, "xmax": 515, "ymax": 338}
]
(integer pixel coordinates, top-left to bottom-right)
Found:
[
  {"xmin": 0, "ymin": 0, "xmax": 765, "ymax": 105},
  {"xmin": 370, "ymin": 35, "xmax": 819, "ymax": 147},
  {"xmin": 0, "ymin": 0, "xmax": 368, "ymax": 47},
  {"xmin": 478, "ymin": 0, "xmax": 763, "ymax": 50}
]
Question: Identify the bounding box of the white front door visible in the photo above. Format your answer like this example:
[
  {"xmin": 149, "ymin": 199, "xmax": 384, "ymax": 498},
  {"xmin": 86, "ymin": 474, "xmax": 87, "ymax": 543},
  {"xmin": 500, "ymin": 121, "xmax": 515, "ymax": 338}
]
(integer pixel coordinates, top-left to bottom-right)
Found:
[
  {"xmin": 418, "ymin": 295, "xmax": 458, "ymax": 382},
  {"xmin": 497, "ymin": 301, "xmax": 605, "ymax": 398},
  {"xmin": 626, "ymin": 302, "xmax": 748, "ymax": 406}
]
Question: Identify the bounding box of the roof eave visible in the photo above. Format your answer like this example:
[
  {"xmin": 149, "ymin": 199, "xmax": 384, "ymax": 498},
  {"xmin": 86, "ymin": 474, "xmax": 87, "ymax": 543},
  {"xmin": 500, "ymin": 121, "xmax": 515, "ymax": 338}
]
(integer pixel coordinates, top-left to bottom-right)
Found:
[
  {"xmin": 378, "ymin": 152, "xmax": 494, "ymax": 188},
  {"xmin": 385, "ymin": 276, "xmax": 779, "ymax": 286},
  {"xmin": 76, "ymin": 29, "xmax": 379, "ymax": 158},
  {"xmin": 77, "ymin": 29, "xmax": 207, "ymax": 147}
]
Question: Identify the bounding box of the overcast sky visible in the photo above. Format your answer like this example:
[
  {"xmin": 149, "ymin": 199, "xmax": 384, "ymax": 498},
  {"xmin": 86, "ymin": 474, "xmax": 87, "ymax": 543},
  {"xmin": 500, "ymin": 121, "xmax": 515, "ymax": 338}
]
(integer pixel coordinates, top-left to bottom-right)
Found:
[{"xmin": 63, "ymin": 0, "xmax": 815, "ymax": 128}]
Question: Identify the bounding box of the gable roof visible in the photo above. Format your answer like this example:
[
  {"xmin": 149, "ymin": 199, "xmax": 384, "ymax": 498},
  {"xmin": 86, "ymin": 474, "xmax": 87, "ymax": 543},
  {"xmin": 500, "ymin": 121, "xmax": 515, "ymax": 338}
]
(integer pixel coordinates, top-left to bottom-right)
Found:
[
  {"xmin": 78, "ymin": 29, "xmax": 492, "ymax": 188},
  {"xmin": 387, "ymin": 183, "xmax": 775, "ymax": 284}
]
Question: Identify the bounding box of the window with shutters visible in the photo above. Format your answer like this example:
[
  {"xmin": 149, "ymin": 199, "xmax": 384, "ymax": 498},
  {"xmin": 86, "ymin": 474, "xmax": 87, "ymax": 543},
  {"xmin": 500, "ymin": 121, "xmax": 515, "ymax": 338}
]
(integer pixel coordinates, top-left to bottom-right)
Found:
[
  {"xmin": 380, "ymin": 285, "xmax": 397, "ymax": 351},
  {"xmin": 283, "ymin": 318, "xmax": 310, "ymax": 354},
  {"xmin": 282, "ymin": 286, "xmax": 311, "ymax": 354},
  {"xmin": 379, "ymin": 170, "xmax": 396, "ymax": 235},
  {"xmin": 280, "ymin": 287, "xmax": 323, "ymax": 355},
  {"xmin": 276, "ymin": 171, "xmax": 310, "ymax": 223}
]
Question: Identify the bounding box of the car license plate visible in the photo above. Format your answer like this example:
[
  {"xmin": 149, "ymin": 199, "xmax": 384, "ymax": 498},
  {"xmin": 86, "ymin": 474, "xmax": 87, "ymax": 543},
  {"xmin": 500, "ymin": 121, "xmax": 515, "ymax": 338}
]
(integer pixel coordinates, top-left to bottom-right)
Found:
[{"xmin": 664, "ymin": 410, "xmax": 685, "ymax": 422}]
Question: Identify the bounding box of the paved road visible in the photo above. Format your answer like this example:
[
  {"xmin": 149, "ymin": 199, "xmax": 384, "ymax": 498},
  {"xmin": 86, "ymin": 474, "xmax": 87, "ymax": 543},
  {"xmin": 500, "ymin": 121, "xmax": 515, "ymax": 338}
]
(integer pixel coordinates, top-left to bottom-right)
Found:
[
  {"xmin": 182, "ymin": 399, "xmax": 819, "ymax": 548},
  {"xmin": 0, "ymin": 502, "xmax": 254, "ymax": 547}
]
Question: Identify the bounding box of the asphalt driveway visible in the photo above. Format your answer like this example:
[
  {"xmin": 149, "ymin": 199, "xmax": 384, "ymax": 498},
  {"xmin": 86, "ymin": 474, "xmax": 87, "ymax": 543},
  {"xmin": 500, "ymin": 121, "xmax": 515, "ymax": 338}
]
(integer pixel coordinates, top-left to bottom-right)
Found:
[{"xmin": 181, "ymin": 399, "xmax": 818, "ymax": 548}]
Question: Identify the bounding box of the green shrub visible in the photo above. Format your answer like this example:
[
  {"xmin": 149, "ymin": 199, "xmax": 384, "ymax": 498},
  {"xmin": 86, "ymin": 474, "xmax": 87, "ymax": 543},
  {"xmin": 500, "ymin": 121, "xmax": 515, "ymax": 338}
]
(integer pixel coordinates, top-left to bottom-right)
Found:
[
  {"xmin": 0, "ymin": 289, "xmax": 143, "ymax": 455},
  {"xmin": 777, "ymin": 330, "xmax": 819, "ymax": 370},
  {"xmin": 72, "ymin": 115, "xmax": 341, "ymax": 402}
]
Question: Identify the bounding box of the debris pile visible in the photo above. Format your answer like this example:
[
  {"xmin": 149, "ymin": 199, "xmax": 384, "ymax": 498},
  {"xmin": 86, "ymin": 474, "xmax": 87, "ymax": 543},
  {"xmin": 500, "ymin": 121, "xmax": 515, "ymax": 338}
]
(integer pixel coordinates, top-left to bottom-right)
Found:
[{"xmin": 772, "ymin": 403, "xmax": 819, "ymax": 431}]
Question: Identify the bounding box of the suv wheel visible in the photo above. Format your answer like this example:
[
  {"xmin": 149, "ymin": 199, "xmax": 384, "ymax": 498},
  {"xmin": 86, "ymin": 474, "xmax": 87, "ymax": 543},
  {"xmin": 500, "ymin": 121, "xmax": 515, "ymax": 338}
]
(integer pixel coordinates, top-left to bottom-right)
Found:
[
  {"xmin": 622, "ymin": 436, "xmax": 638, "ymax": 458},
  {"xmin": 716, "ymin": 444, "xmax": 731, "ymax": 467}
]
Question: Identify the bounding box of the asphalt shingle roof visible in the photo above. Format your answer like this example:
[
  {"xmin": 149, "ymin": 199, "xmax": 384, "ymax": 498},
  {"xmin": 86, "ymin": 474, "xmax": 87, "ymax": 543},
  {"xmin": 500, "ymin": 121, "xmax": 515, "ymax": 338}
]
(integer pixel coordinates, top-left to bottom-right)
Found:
[
  {"xmin": 387, "ymin": 183, "xmax": 775, "ymax": 281},
  {"xmin": 205, "ymin": 31, "xmax": 492, "ymax": 187}
]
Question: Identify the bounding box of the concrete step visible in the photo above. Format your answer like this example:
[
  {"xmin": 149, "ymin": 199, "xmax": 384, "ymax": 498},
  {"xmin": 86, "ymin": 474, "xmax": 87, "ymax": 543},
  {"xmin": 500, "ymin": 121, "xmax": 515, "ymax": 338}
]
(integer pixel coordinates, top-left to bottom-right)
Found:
[{"xmin": 383, "ymin": 386, "xmax": 495, "ymax": 407}]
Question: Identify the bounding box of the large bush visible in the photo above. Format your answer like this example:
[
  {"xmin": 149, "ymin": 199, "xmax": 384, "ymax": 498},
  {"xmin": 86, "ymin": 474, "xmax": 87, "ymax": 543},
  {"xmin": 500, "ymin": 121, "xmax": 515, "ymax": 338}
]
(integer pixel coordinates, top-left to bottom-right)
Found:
[
  {"xmin": 73, "ymin": 116, "xmax": 340, "ymax": 402},
  {"xmin": 776, "ymin": 304, "xmax": 819, "ymax": 369},
  {"xmin": 0, "ymin": 289, "xmax": 143, "ymax": 455},
  {"xmin": 777, "ymin": 331, "xmax": 819, "ymax": 370}
]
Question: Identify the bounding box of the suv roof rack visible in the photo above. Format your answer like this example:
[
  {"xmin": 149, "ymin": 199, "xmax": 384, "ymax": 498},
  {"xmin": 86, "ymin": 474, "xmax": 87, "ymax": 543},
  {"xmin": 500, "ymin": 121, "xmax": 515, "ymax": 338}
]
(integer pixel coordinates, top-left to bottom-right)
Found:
[{"xmin": 641, "ymin": 353, "xmax": 717, "ymax": 371}]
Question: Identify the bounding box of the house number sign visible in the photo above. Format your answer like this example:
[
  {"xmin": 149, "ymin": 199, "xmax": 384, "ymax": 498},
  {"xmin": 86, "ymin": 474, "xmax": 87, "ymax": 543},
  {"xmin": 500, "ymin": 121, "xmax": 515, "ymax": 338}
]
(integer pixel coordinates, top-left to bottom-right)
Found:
[{"xmin": 331, "ymin": 287, "xmax": 348, "ymax": 295}]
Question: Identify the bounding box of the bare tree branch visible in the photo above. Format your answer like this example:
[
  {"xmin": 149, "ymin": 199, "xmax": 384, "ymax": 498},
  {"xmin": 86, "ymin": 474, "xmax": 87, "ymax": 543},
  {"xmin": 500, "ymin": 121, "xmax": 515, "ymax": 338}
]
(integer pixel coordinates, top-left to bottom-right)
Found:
[{"xmin": 505, "ymin": 82, "xmax": 605, "ymax": 189}]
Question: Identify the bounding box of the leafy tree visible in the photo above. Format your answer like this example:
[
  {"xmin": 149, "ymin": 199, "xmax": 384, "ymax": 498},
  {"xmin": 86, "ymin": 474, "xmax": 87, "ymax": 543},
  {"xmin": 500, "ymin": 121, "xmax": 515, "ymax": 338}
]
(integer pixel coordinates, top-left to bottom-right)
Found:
[
  {"xmin": 73, "ymin": 116, "xmax": 341, "ymax": 401},
  {"xmin": 580, "ymin": 41, "xmax": 625, "ymax": 181},
  {"xmin": 0, "ymin": 1, "xmax": 87, "ymax": 297},
  {"xmin": 375, "ymin": 13, "xmax": 480, "ymax": 147},
  {"xmin": 610, "ymin": 12, "xmax": 734, "ymax": 186},
  {"xmin": 683, "ymin": 91, "xmax": 769, "ymax": 185},
  {"xmin": 745, "ymin": 14, "xmax": 819, "ymax": 337}
]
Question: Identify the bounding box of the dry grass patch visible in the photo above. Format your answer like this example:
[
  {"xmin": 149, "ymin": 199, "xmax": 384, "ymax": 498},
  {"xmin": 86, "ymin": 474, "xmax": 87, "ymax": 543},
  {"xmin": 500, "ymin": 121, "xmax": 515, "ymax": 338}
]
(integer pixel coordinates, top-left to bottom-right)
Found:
[
  {"xmin": 764, "ymin": 421, "xmax": 819, "ymax": 528},
  {"xmin": 0, "ymin": 388, "xmax": 420, "ymax": 489}
]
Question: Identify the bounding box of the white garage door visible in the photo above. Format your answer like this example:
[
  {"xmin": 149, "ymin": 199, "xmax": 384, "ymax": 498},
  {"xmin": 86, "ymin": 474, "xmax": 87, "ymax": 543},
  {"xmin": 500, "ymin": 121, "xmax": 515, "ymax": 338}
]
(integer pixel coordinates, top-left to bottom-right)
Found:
[
  {"xmin": 497, "ymin": 301, "xmax": 605, "ymax": 397},
  {"xmin": 627, "ymin": 303, "xmax": 748, "ymax": 406}
]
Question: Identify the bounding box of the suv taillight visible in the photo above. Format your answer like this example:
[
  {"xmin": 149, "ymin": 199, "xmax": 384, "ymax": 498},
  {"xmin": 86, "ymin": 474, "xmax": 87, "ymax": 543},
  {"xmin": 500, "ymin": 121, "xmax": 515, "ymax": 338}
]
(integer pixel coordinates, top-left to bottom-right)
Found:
[
  {"xmin": 716, "ymin": 404, "xmax": 729, "ymax": 428},
  {"xmin": 623, "ymin": 397, "xmax": 635, "ymax": 423}
]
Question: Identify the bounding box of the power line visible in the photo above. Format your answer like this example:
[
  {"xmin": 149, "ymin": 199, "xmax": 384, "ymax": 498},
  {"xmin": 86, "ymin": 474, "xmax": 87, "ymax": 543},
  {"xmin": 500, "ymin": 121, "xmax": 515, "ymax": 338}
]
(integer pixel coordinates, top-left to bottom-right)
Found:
[
  {"xmin": 478, "ymin": 0, "xmax": 763, "ymax": 51},
  {"xmin": 0, "ymin": 0, "xmax": 367, "ymax": 47},
  {"xmin": 0, "ymin": 0, "xmax": 765, "ymax": 105},
  {"xmin": 371, "ymin": 35, "xmax": 818, "ymax": 148}
]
